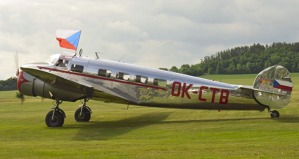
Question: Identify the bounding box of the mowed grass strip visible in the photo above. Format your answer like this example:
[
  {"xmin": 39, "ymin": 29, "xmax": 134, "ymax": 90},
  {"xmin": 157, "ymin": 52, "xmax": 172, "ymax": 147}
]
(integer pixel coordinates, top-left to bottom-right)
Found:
[{"xmin": 0, "ymin": 73, "xmax": 299, "ymax": 159}]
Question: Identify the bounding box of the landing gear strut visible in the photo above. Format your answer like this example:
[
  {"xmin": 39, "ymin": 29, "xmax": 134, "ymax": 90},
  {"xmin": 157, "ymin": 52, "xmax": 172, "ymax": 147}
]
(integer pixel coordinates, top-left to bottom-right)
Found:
[
  {"xmin": 268, "ymin": 108, "xmax": 280, "ymax": 118},
  {"xmin": 45, "ymin": 100, "xmax": 66, "ymax": 127},
  {"xmin": 74, "ymin": 98, "xmax": 92, "ymax": 122}
]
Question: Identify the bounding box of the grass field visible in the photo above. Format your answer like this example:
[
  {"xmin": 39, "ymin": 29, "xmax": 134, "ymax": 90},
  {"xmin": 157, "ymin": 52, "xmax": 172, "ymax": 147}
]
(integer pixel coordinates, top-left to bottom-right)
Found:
[{"xmin": 1, "ymin": 73, "xmax": 299, "ymax": 158}]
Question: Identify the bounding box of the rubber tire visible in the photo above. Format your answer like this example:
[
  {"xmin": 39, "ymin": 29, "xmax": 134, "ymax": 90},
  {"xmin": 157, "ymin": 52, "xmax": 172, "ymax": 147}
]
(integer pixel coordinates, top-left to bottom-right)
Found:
[
  {"xmin": 45, "ymin": 110, "xmax": 64, "ymax": 127},
  {"xmin": 74, "ymin": 107, "xmax": 91, "ymax": 122},
  {"xmin": 270, "ymin": 110, "xmax": 280, "ymax": 118}
]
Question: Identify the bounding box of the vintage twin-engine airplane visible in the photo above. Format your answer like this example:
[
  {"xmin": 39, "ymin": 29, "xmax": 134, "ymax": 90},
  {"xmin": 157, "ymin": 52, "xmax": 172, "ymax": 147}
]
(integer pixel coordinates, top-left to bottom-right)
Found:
[
  {"xmin": 17, "ymin": 30, "xmax": 293, "ymax": 127},
  {"xmin": 17, "ymin": 54, "xmax": 293, "ymax": 127}
]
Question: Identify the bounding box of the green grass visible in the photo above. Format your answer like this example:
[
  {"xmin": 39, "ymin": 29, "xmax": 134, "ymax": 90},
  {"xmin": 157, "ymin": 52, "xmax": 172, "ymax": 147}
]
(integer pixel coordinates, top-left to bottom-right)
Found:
[
  {"xmin": 201, "ymin": 74, "xmax": 257, "ymax": 85},
  {"xmin": 1, "ymin": 73, "xmax": 299, "ymax": 158}
]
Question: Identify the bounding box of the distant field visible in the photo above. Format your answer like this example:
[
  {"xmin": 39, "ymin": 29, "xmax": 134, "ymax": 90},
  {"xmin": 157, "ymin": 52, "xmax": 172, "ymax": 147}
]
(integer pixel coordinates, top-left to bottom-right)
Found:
[
  {"xmin": 0, "ymin": 73, "xmax": 299, "ymax": 158},
  {"xmin": 201, "ymin": 74, "xmax": 256, "ymax": 85}
]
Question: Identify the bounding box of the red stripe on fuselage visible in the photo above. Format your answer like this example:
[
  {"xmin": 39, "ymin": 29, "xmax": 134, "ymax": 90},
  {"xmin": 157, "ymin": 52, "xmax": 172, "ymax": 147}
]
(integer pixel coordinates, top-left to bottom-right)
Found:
[{"xmin": 37, "ymin": 66, "xmax": 167, "ymax": 91}]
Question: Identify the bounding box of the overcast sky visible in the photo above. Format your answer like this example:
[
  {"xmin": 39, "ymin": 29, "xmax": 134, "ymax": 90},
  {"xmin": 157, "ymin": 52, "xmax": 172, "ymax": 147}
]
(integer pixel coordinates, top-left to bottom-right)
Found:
[{"xmin": 1, "ymin": 0, "xmax": 299, "ymax": 80}]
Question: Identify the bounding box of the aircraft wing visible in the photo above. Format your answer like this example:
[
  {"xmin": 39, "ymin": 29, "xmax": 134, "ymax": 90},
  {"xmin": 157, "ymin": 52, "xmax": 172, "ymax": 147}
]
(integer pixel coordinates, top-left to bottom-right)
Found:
[
  {"xmin": 22, "ymin": 65, "xmax": 92, "ymax": 93},
  {"xmin": 21, "ymin": 65, "xmax": 134, "ymax": 103}
]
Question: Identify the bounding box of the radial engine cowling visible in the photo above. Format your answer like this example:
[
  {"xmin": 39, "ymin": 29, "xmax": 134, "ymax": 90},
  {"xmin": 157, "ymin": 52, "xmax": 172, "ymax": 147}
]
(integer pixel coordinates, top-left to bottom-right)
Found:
[{"xmin": 17, "ymin": 71, "xmax": 87, "ymax": 102}]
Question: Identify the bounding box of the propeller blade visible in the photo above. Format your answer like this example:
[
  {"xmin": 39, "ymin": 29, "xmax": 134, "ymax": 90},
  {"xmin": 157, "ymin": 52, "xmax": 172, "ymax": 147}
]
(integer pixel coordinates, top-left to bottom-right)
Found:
[
  {"xmin": 15, "ymin": 92, "xmax": 25, "ymax": 105},
  {"xmin": 14, "ymin": 51, "xmax": 19, "ymax": 76}
]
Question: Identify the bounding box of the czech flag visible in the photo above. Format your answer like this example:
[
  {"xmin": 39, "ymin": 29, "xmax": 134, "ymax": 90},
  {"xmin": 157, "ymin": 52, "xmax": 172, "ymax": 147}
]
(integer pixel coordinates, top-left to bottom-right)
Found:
[
  {"xmin": 273, "ymin": 79, "xmax": 293, "ymax": 92},
  {"xmin": 56, "ymin": 29, "xmax": 81, "ymax": 50}
]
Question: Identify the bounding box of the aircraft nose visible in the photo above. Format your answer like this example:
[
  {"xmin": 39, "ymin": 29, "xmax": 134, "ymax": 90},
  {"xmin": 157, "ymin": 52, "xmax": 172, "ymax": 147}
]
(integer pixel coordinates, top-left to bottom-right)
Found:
[
  {"xmin": 20, "ymin": 63, "xmax": 45, "ymax": 78},
  {"xmin": 17, "ymin": 63, "xmax": 41, "ymax": 95},
  {"xmin": 17, "ymin": 70, "xmax": 29, "ymax": 93},
  {"xmin": 20, "ymin": 64, "xmax": 37, "ymax": 71}
]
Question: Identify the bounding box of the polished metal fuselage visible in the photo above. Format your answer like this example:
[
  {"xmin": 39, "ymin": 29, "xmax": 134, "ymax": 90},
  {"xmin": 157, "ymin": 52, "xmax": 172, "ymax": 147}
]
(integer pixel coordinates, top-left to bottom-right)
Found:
[
  {"xmin": 50, "ymin": 56, "xmax": 266, "ymax": 110},
  {"xmin": 21, "ymin": 54, "xmax": 294, "ymax": 111}
]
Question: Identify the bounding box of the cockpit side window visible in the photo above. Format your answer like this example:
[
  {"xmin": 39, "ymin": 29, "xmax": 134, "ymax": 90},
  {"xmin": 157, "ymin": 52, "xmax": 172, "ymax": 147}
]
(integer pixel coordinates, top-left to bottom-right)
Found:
[
  {"xmin": 55, "ymin": 59, "xmax": 69, "ymax": 67},
  {"xmin": 71, "ymin": 64, "xmax": 84, "ymax": 73},
  {"xmin": 55, "ymin": 59, "xmax": 62, "ymax": 66},
  {"xmin": 64, "ymin": 60, "xmax": 69, "ymax": 66}
]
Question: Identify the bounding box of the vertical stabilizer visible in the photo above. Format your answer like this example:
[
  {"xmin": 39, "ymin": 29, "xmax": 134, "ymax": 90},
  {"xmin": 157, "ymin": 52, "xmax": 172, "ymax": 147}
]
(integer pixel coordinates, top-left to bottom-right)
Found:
[{"xmin": 253, "ymin": 65, "xmax": 292, "ymax": 109}]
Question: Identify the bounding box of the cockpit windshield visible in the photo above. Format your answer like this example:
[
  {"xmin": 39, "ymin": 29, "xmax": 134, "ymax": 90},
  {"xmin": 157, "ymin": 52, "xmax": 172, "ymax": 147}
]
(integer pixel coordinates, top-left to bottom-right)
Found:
[
  {"xmin": 45, "ymin": 54, "xmax": 60, "ymax": 65},
  {"xmin": 45, "ymin": 54, "xmax": 72, "ymax": 67}
]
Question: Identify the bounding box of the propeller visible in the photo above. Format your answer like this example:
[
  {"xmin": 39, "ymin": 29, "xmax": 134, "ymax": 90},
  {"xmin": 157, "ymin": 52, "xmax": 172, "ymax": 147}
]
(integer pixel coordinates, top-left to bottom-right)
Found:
[
  {"xmin": 14, "ymin": 51, "xmax": 24, "ymax": 104},
  {"xmin": 15, "ymin": 51, "xmax": 19, "ymax": 76}
]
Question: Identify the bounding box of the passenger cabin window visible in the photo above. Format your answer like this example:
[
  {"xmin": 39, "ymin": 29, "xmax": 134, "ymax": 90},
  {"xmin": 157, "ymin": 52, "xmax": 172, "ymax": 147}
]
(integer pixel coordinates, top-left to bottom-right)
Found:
[
  {"xmin": 116, "ymin": 72, "xmax": 130, "ymax": 80},
  {"xmin": 71, "ymin": 64, "xmax": 84, "ymax": 73},
  {"xmin": 135, "ymin": 75, "xmax": 148, "ymax": 84},
  {"xmin": 98, "ymin": 69, "xmax": 111, "ymax": 78},
  {"xmin": 153, "ymin": 78, "xmax": 167, "ymax": 87}
]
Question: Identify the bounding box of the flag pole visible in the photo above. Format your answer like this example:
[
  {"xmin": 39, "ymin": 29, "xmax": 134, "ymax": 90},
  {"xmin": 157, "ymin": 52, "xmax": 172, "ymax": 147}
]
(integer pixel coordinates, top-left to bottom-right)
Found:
[{"xmin": 74, "ymin": 30, "xmax": 82, "ymax": 57}]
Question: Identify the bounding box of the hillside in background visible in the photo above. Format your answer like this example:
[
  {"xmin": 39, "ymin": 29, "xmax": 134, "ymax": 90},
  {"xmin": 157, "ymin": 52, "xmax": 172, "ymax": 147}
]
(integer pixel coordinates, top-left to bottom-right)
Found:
[{"xmin": 164, "ymin": 42, "xmax": 299, "ymax": 76}]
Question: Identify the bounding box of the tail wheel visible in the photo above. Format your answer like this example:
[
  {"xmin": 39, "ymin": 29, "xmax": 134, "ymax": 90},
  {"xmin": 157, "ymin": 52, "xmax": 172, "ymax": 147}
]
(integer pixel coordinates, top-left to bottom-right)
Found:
[
  {"xmin": 74, "ymin": 106, "xmax": 91, "ymax": 122},
  {"xmin": 270, "ymin": 110, "xmax": 280, "ymax": 118},
  {"xmin": 45, "ymin": 110, "xmax": 64, "ymax": 127}
]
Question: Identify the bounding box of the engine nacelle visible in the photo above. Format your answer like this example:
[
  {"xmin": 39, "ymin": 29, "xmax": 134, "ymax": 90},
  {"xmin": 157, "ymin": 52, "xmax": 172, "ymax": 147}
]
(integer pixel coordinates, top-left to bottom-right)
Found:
[{"xmin": 17, "ymin": 71, "xmax": 86, "ymax": 102}]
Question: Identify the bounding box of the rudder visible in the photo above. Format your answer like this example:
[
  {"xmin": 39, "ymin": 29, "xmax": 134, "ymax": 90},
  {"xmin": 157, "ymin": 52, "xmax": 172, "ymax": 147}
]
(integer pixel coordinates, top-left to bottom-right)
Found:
[{"xmin": 253, "ymin": 65, "xmax": 293, "ymax": 109}]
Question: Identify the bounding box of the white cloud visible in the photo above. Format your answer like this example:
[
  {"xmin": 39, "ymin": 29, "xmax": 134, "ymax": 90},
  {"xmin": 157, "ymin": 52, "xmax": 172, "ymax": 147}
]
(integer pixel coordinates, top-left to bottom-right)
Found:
[{"xmin": 0, "ymin": 0, "xmax": 299, "ymax": 79}]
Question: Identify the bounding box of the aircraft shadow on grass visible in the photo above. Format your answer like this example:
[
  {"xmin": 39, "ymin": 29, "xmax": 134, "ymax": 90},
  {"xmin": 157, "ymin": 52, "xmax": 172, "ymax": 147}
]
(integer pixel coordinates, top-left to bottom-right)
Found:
[
  {"xmin": 66, "ymin": 112, "xmax": 299, "ymax": 140},
  {"xmin": 159, "ymin": 115, "xmax": 299, "ymax": 124},
  {"xmin": 69, "ymin": 112, "xmax": 171, "ymax": 140},
  {"xmin": 274, "ymin": 115, "xmax": 299, "ymax": 123}
]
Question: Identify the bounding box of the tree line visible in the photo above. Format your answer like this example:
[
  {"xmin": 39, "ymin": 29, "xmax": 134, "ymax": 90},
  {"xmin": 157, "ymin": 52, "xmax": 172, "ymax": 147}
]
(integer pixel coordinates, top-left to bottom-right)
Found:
[
  {"xmin": 161, "ymin": 42, "xmax": 299, "ymax": 75},
  {"xmin": 0, "ymin": 77, "xmax": 17, "ymax": 91}
]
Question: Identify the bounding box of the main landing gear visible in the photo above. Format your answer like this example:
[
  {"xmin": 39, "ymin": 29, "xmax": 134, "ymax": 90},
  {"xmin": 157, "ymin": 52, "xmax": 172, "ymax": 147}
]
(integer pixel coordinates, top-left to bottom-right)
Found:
[
  {"xmin": 268, "ymin": 108, "xmax": 280, "ymax": 118},
  {"xmin": 45, "ymin": 100, "xmax": 65, "ymax": 127},
  {"xmin": 45, "ymin": 98, "xmax": 92, "ymax": 127},
  {"xmin": 74, "ymin": 98, "xmax": 92, "ymax": 122}
]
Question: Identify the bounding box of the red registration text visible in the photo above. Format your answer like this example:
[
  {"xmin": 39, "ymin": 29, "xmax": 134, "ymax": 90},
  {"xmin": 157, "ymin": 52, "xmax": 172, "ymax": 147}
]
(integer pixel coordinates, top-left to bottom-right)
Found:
[{"xmin": 171, "ymin": 82, "xmax": 229, "ymax": 104}]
